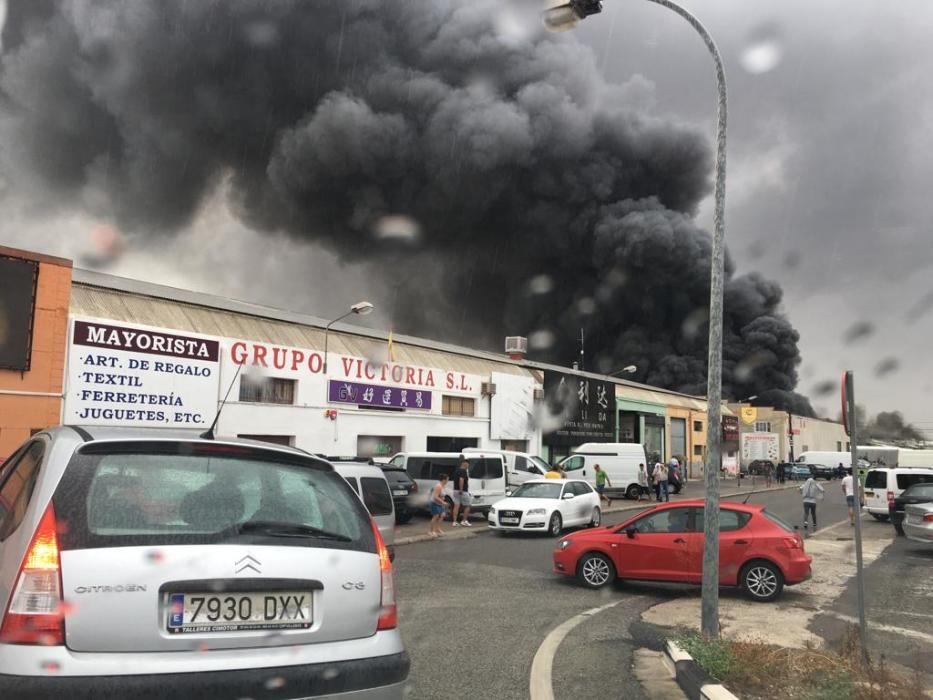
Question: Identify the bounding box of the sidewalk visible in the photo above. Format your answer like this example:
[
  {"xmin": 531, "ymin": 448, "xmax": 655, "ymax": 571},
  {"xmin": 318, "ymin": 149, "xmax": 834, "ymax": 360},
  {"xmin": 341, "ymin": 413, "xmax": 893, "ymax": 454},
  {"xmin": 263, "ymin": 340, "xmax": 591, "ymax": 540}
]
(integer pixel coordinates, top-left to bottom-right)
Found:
[{"xmin": 393, "ymin": 480, "xmax": 796, "ymax": 546}]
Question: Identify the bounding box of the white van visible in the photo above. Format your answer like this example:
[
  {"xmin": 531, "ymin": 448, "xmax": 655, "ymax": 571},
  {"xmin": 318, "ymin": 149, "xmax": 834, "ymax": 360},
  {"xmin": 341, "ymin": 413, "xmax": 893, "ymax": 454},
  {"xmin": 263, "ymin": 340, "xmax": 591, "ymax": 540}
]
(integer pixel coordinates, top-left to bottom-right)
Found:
[
  {"xmin": 388, "ymin": 451, "xmax": 507, "ymax": 514},
  {"xmin": 897, "ymin": 449, "xmax": 933, "ymax": 468},
  {"xmin": 557, "ymin": 443, "xmax": 647, "ymax": 500},
  {"xmin": 462, "ymin": 447, "xmax": 552, "ymax": 488},
  {"xmin": 329, "ymin": 460, "xmax": 396, "ymax": 553},
  {"xmin": 795, "ymin": 451, "xmax": 852, "ymax": 470},
  {"xmin": 862, "ymin": 467, "xmax": 933, "ymax": 519}
]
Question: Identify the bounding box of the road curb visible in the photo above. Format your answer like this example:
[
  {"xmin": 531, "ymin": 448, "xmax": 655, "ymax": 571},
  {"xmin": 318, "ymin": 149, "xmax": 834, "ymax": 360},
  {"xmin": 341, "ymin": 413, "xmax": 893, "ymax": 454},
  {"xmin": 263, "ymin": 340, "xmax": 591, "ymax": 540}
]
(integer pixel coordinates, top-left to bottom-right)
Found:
[
  {"xmin": 664, "ymin": 640, "xmax": 739, "ymax": 700},
  {"xmin": 394, "ymin": 484, "xmax": 797, "ymax": 548}
]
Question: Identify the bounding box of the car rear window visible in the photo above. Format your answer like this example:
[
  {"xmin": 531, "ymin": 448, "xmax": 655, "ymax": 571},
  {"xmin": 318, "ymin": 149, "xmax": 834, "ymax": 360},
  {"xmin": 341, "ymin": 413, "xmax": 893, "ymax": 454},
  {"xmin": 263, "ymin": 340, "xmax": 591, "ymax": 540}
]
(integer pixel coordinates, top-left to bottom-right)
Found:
[
  {"xmin": 762, "ymin": 509, "xmax": 795, "ymax": 532},
  {"xmin": 864, "ymin": 470, "xmax": 887, "ymax": 489},
  {"xmin": 53, "ymin": 442, "xmax": 374, "ymax": 553},
  {"xmin": 903, "ymin": 484, "xmax": 933, "ymax": 498},
  {"xmin": 382, "ymin": 469, "xmax": 412, "ymax": 487},
  {"xmin": 897, "ymin": 473, "xmax": 933, "ymax": 490},
  {"xmin": 360, "ymin": 477, "xmax": 393, "ymax": 516}
]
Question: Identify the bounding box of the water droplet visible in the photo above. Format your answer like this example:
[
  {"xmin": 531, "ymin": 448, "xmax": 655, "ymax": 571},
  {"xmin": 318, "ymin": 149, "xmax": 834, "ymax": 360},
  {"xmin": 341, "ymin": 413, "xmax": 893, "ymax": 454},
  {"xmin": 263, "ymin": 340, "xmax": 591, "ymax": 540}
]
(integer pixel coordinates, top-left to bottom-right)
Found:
[
  {"xmin": 55, "ymin": 601, "xmax": 77, "ymax": 617},
  {"xmin": 322, "ymin": 667, "xmax": 340, "ymax": 680},
  {"xmin": 40, "ymin": 660, "xmax": 61, "ymax": 673},
  {"xmin": 243, "ymin": 20, "xmax": 279, "ymax": 48},
  {"xmin": 37, "ymin": 633, "xmax": 59, "ymax": 646},
  {"xmin": 577, "ymin": 297, "xmax": 597, "ymax": 315},
  {"xmin": 527, "ymin": 274, "xmax": 554, "ymax": 295},
  {"xmin": 197, "ymin": 642, "xmax": 209, "ymax": 653},
  {"xmin": 739, "ymin": 24, "xmax": 784, "ymax": 74},
  {"xmin": 145, "ymin": 549, "xmax": 165, "ymax": 564},
  {"xmin": 735, "ymin": 351, "xmax": 771, "ymax": 382},
  {"xmin": 264, "ymin": 676, "xmax": 287, "ymax": 690},
  {"xmin": 812, "ymin": 380, "xmax": 835, "ymax": 397},
  {"xmin": 373, "ymin": 215, "xmax": 421, "ymax": 244},
  {"xmin": 681, "ymin": 309, "xmax": 708, "ymax": 340},
  {"xmin": 528, "ymin": 329, "xmax": 555, "ymax": 350},
  {"xmin": 843, "ymin": 321, "xmax": 874, "ymax": 343},
  {"xmin": 783, "ymin": 251, "xmax": 801, "ymax": 269},
  {"xmin": 874, "ymin": 357, "xmax": 899, "ymax": 377}
]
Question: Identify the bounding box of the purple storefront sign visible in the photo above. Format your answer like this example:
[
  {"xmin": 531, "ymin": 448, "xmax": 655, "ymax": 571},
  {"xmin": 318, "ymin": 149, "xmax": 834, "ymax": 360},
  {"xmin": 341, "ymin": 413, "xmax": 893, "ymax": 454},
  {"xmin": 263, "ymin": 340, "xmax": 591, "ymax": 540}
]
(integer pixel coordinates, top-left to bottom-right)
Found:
[{"xmin": 327, "ymin": 380, "xmax": 432, "ymax": 410}]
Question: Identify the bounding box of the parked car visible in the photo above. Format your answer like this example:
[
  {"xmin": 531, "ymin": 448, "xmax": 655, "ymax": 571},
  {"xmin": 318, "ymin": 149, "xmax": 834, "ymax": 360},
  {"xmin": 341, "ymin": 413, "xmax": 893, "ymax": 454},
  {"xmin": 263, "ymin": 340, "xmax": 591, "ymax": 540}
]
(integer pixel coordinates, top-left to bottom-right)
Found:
[
  {"xmin": 790, "ymin": 465, "xmax": 812, "ymax": 481},
  {"xmin": 890, "ymin": 483, "xmax": 933, "ymax": 535},
  {"xmin": 806, "ymin": 463, "xmax": 837, "ymax": 480},
  {"xmin": 0, "ymin": 428, "xmax": 409, "ymax": 698},
  {"xmin": 381, "ymin": 466, "xmax": 418, "ymax": 524},
  {"xmin": 389, "ymin": 451, "xmax": 506, "ymax": 515},
  {"xmin": 862, "ymin": 467, "xmax": 933, "ymax": 521},
  {"xmin": 462, "ymin": 447, "xmax": 553, "ymax": 489},
  {"xmin": 557, "ymin": 443, "xmax": 649, "ymax": 500},
  {"xmin": 329, "ymin": 460, "xmax": 396, "ymax": 560},
  {"xmin": 488, "ymin": 479, "xmax": 601, "ymax": 536},
  {"xmin": 903, "ymin": 502, "xmax": 933, "ymax": 544},
  {"xmin": 553, "ymin": 500, "xmax": 812, "ymax": 602}
]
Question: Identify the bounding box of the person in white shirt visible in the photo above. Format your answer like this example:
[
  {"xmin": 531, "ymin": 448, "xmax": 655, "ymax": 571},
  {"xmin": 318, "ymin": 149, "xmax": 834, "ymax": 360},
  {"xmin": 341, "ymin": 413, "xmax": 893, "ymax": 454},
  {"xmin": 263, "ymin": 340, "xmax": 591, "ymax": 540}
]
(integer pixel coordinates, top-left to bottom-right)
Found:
[
  {"xmin": 799, "ymin": 475, "xmax": 825, "ymax": 530},
  {"xmin": 841, "ymin": 472, "xmax": 856, "ymax": 526}
]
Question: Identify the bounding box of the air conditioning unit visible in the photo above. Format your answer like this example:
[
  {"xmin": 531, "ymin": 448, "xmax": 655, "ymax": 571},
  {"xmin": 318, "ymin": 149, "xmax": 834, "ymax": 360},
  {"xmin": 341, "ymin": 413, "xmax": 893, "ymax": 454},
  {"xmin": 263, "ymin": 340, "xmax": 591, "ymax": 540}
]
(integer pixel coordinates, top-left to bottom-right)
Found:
[
  {"xmin": 505, "ymin": 336, "xmax": 528, "ymax": 358},
  {"xmin": 481, "ymin": 382, "xmax": 497, "ymax": 396}
]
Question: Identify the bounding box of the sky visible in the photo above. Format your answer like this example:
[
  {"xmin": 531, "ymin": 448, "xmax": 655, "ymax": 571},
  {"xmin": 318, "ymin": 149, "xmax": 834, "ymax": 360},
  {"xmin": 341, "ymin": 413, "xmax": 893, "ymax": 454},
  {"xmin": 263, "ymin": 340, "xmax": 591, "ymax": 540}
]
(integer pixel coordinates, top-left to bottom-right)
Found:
[{"xmin": 0, "ymin": 0, "xmax": 930, "ymax": 434}]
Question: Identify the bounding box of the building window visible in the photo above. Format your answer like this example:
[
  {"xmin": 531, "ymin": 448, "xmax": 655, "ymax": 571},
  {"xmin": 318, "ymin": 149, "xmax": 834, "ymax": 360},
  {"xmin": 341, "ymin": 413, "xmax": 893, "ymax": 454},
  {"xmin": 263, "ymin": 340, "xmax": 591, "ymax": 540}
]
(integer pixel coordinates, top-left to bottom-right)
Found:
[
  {"xmin": 802, "ymin": 444, "xmax": 809, "ymax": 452},
  {"xmin": 426, "ymin": 436, "xmax": 479, "ymax": 452},
  {"xmin": 238, "ymin": 434, "xmax": 294, "ymax": 446},
  {"xmin": 239, "ymin": 377, "xmax": 296, "ymax": 404},
  {"xmin": 442, "ymin": 396, "xmax": 476, "ymax": 417},
  {"xmin": 357, "ymin": 435, "xmax": 403, "ymax": 458},
  {"xmin": 501, "ymin": 439, "xmax": 528, "ymax": 452},
  {"xmin": 693, "ymin": 420, "xmax": 703, "ymax": 432},
  {"xmin": 694, "ymin": 445, "xmax": 704, "ymax": 456},
  {"xmin": 671, "ymin": 418, "xmax": 687, "ymax": 460},
  {"xmin": 836, "ymin": 441, "xmax": 842, "ymax": 452},
  {"xmin": 846, "ymin": 442, "xmax": 851, "ymax": 451},
  {"xmin": 754, "ymin": 421, "xmax": 772, "ymax": 432}
]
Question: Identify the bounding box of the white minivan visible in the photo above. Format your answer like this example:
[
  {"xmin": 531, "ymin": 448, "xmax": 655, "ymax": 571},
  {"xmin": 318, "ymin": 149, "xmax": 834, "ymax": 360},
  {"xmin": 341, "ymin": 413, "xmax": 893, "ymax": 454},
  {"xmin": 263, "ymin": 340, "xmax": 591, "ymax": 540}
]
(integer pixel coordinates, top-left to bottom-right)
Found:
[
  {"xmin": 557, "ymin": 442, "xmax": 648, "ymax": 500},
  {"xmin": 462, "ymin": 447, "xmax": 552, "ymax": 488},
  {"xmin": 330, "ymin": 460, "xmax": 397, "ymax": 557},
  {"xmin": 862, "ymin": 467, "xmax": 933, "ymax": 520},
  {"xmin": 388, "ymin": 451, "xmax": 507, "ymax": 514}
]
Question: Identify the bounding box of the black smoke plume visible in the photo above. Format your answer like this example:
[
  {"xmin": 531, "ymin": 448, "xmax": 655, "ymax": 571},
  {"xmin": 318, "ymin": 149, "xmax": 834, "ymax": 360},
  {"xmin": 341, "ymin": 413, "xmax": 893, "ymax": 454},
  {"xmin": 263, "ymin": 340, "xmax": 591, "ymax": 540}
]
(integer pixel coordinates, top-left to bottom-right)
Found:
[{"xmin": 0, "ymin": 0, "xmax": 812, "ymax": 413}]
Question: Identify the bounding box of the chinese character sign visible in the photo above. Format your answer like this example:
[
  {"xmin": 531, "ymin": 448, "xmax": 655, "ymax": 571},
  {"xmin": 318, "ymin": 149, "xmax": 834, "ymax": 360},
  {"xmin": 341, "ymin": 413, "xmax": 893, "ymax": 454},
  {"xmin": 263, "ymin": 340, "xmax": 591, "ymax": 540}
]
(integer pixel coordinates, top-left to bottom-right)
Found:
[
  {"xmin": 543, "ymin": 371, "xmax": 616, "ymax": 446},
  {"xmin": 328, "ymin": 380, "xmax": 432, "ymax": 410}
]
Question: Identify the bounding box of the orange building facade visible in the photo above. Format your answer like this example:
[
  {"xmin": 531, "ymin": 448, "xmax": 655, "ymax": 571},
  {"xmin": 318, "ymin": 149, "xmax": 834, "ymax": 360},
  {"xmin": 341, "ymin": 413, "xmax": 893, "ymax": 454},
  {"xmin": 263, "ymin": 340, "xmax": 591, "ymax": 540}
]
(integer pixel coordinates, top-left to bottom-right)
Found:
[{"xmin": 0, "ymin": 246, "xmax": 72, "ymax": 460}]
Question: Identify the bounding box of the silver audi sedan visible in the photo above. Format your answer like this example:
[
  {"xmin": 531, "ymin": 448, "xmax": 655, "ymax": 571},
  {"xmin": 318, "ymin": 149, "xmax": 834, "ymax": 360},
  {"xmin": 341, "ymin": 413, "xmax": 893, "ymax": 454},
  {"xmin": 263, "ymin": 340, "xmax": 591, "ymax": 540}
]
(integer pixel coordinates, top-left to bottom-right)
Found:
[
  {"xmin": 904, "ymin": 502, "xmax": 933, "ymax": 545},
  {"xmin": 0, "ymin": 427, "xmax": 408, "ymax": 699}
]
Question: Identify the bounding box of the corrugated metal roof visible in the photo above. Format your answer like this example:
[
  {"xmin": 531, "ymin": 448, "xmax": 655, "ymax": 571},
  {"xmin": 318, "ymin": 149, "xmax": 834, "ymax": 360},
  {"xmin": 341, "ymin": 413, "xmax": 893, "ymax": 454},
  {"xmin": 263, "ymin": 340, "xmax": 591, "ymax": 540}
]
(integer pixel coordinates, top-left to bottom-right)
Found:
[{"xmin": 69, "ymin": 269, "xmax": 721, "ymax": 412}]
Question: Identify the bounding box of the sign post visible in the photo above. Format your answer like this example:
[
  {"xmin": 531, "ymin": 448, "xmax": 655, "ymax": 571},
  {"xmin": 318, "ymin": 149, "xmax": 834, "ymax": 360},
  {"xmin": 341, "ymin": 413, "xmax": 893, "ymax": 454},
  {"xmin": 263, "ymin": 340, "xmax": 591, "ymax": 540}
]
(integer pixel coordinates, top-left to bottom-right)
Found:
[{"xmin": 843, "ymin": 370, "xmax": 869, "ymax": 665}]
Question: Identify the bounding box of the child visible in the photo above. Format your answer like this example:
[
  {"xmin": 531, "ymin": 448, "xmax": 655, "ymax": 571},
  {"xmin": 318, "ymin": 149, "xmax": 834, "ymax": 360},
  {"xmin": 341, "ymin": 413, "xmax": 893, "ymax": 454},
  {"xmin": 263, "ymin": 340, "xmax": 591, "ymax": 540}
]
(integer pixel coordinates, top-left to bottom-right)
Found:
[{"xmin": 429, "ymin": 474, "xmax": 449, "ymax": 537}]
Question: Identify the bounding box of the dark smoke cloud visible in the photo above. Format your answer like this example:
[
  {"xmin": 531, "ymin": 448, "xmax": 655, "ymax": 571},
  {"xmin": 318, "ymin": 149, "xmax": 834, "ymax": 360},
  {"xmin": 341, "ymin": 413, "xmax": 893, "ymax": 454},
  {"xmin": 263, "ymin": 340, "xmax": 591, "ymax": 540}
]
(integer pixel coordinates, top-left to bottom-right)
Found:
[{"xmin": 0, "ymin": 0, "xmax": 812, "ymax": 413}]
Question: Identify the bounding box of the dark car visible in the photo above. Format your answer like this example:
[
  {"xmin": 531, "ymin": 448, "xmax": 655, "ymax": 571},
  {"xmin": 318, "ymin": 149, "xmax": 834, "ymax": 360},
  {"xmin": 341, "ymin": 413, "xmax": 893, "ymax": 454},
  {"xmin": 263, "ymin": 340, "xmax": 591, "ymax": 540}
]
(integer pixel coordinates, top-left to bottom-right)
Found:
[
  {"xmin": 806, "ymin": 463, "xmax": 836, "ymax": 480},
  {"xmin": 889, "ymin": 482, "xmax": 933, "ymax": 535},
  {"xmin": 382, "ymin": 466, "xmax": 418, "ymax": 524}
]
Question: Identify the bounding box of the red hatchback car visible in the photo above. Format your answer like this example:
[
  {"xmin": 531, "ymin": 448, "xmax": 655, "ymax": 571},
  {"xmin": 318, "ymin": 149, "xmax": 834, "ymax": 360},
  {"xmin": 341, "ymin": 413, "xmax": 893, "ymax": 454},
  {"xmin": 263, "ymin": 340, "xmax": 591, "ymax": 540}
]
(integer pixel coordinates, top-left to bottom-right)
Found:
[{"xmin": 553, "ymin": 500, "xmax": 812, "ymax": 601}]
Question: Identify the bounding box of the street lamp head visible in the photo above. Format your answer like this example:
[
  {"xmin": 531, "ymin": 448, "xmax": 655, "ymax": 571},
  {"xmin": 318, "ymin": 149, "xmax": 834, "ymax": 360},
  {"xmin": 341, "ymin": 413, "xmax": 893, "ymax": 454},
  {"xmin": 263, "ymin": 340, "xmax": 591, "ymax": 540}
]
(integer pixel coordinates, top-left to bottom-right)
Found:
[
  {"xmin": 622, "ymin": 364, "xmax": 637, "ymax": 374},
  {"xmin": 350, "ymin": 301, "xmax": 374, "ymax": 316},
  {"xmin": 745, "ymin": 395, "xmax": 758, "ymax": 402},
  {"xmin": 542, "ymin": 0, "xmax": 603, "ymax": 32}
]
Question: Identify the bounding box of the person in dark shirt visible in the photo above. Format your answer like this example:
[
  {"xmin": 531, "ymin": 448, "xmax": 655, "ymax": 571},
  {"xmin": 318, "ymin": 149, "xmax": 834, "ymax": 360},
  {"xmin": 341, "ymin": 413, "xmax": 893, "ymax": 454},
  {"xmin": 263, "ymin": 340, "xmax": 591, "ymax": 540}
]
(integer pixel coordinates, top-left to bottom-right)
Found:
[{"xmin": 451, "ymin": 458, "xmax": 473, "ymax": 527}]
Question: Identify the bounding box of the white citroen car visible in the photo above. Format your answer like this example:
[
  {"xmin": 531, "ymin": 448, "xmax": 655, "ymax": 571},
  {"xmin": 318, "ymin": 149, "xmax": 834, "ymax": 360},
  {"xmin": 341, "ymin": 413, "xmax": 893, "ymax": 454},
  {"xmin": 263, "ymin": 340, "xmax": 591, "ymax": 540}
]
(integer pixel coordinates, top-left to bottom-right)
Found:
[{"xmin": 487, "ymin": 479, "xmax": 601, "ymax": 537}]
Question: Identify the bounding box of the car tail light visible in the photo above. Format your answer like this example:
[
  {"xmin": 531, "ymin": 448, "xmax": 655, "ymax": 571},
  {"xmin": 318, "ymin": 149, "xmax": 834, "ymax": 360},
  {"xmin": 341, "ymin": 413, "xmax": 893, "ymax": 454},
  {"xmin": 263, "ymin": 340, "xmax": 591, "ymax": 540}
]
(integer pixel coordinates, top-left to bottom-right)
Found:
[
  {"xmin": 0, "ymin": 504, "xmax": 65, "ymax": 645},
  {"xmin": 410, "ymin": 482, "xmax": 418, "ymax": 493},
  {"xmin": 923, "ymin": 513, "xmax": 933, "ymax": 523},
  {"xmin": 782, "ymin": 536, "xmax": 802, "ymax": 549},
  {"xmin": 371, "ymin": 519, "xmax": 397, "ymax": 630}
]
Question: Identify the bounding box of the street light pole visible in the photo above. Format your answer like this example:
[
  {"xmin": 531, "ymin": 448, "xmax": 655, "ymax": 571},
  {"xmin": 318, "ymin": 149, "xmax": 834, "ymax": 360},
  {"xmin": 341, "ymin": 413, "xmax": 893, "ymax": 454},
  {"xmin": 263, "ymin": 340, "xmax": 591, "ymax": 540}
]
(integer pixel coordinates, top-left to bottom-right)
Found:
[
  {"xmin": 323, "ymin": 301, "xmax": 375, "ymax": 375},
  {"xmin": 543, "ymin": 1, "xmax": 728, "ymax": 639}
]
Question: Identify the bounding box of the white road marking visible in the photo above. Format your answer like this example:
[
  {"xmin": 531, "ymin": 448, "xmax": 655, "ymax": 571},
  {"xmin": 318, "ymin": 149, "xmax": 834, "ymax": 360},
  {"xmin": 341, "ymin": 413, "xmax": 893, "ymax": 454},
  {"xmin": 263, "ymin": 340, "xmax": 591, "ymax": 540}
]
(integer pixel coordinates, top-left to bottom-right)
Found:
[
  {"xmin": 825, "ymin": 611, "xmax": 933, "ymax": 644},
  {"xmin": 529, "ymin": 600, "xmax": 623, "ymax": 700}
]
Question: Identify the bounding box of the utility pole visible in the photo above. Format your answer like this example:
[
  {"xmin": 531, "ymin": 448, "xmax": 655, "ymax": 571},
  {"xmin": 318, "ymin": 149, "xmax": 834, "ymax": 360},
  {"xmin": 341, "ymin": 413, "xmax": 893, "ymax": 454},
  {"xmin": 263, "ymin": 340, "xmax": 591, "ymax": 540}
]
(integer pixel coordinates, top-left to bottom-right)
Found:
[
  {"xmin": 787, "ymin": 410, "xmax": 795, "ymax": 462},
  {"xmin": 844, "ymin": 371, "xmax": 869, "ymax": 665}
]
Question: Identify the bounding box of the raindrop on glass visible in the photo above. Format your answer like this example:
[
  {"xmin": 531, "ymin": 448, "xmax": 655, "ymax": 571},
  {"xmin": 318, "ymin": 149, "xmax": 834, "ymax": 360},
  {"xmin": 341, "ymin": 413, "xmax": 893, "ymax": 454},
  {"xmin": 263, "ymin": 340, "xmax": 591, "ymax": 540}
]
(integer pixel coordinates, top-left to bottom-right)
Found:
[
  {"xmin": 373, "ymin": 215, "xmax": 421, "ymax": 244},
  {"xmin": 527, "ymin": 274, "xmax": 554, "ymax": 295},
  {"xmin": 739, "ymin": 24, "xmax": 784, "ymax": 74},
  {"xmin": 322, "ymin": 667, "xmax": 340, "ymax": 680},
  {"xmin": 55, "ymin": 601, "xmax": 77, "ymax": 618},
  {"xmin": 812, "ymin": 380, "xmax": 835, "ymax": 397},
  {"xmin": 145, "ymin": 549, "xmax": 165, "ymax": 565},
  {"xmin": 528, "ymin": 329, "xmax": 555, "ymax": 351},
  {"xmin": 874, "ymin": 357, "xmax": 899, "ymax": 377},
  {"xmin": 264, "ymin": 676, "xmax": 287, "ymax": 690},
  {"xmin": 40, "ymin": 660, "xmax": 61, "ymax": 673},
  {"xmin": 577, "ymin": 297, "xmax": 597, "ymax": 315},
  {"xmin": 843, "ymin": 321, "xmax": 874, "ymax": 343}
]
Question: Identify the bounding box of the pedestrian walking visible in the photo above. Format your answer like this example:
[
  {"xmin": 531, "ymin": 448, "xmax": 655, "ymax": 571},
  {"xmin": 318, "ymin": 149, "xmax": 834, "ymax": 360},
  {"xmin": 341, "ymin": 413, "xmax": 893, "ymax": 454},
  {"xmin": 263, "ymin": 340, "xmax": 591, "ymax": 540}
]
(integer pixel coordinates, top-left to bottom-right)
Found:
[
  {"xmin": 450, "ymin": 458, "xmax": 473, "ymax": 527},
  {"xmin": 652, "ymin": 461, "xmax": 670, "ymax": 502},
  {"xmin": 594, "ymin": 464, "xmax": 612, "ymax": 506},
  {"xmin": 836, "ymin": 462, "xmax": 846, "ymax": 480},
  {"xmin": 545, "ymin": 464, "xmax": 564, "ymax": 479},
  {"xmin": 428, "ymin": 474, "xmax": 449, "ymax": 537},
  {"xmin": 799, "ymin": 474, "xmax": 825, "ymax": 530},
  {"xmin": 637, "ymin": 463, "xmax": 649, "ymax": 501},
  {"xmin": 841, "ymin": 470, "xmax": 856, "ymax": 526},
  {"xmin": 765, "ymin": 462, "xmax": 774, "ymax": 488}
]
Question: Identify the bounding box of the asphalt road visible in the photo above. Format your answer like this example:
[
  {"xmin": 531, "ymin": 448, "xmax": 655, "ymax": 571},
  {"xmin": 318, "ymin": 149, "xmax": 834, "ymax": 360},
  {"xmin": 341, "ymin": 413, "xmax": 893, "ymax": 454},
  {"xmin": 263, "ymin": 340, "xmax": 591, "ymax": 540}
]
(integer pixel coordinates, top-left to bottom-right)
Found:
[{"xmin": 395, "ymin": 481, "xmax": 855, "ymax": 699}]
